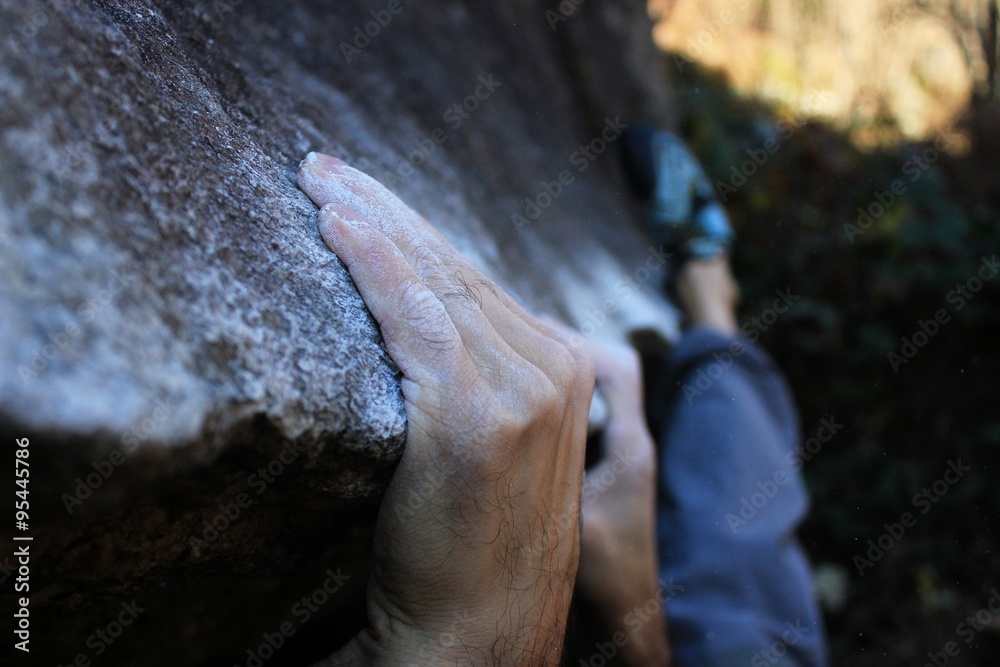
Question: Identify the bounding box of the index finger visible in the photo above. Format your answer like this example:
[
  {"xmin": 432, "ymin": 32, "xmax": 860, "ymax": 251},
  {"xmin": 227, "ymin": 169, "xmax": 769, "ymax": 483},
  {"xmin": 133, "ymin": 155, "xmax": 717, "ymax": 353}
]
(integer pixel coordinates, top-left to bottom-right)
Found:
[{"xmin": 317, "ymin": 204, "xmax": 471, "ymax": 386}]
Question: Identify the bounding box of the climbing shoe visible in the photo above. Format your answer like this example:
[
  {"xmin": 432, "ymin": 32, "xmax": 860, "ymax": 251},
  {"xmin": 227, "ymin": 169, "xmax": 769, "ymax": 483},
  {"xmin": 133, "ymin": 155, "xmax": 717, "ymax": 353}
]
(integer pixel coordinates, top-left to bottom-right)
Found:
[{"xmin": 621, "ymin": 123, "xmax": 734, "ymax": 262}]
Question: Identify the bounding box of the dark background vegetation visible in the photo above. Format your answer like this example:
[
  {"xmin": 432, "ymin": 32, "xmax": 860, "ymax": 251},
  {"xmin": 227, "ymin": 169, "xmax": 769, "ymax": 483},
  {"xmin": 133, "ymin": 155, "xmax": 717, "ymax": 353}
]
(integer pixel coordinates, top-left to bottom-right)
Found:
[{"xmin": 666, "ymin": 50, "xmax": 1000, "ymax": 666}]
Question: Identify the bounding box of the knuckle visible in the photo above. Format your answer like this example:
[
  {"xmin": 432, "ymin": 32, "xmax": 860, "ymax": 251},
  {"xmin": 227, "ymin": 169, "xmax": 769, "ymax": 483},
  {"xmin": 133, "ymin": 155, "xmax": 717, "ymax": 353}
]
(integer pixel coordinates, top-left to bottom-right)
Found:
[
  {"xmin": 408, "ymin": 241, "xmax": 443, "ymax": 277},
  {"xmin": 497, "ymin": 364, "xmax": 563, "ymax": 434},
  {"xmin": 527, "ymin": 371, "xmax": 564, "ymax": 415},
  {"xmin": 398, "ymin": 280, "xmax": 435, "ymax": 316},
  {"xmin": 544, "ymin": 338, "xmax": 595, "ymax": 394},
  {"xmin": 398, "ymin": 283, "xmax": 453, "ymax": 341},
  {"xmin": 521, "ymin": 368, "xmax": 563, "ymax": 421}
]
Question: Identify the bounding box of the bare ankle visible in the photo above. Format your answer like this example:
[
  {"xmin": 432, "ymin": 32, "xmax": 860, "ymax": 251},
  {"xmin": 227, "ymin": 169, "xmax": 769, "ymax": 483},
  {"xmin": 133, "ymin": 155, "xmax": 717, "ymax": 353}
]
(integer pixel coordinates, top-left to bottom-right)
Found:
[{"xmin": 677, "ymin": 257, "xmax": 740, "ymax": 336}]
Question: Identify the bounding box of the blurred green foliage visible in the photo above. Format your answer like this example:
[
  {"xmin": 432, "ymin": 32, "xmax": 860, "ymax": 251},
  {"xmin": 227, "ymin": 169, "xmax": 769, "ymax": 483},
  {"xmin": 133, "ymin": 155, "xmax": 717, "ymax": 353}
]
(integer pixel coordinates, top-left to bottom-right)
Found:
[{"xmin": 669, "ymin": 56, "xmax": 1000, "ymax": 666}]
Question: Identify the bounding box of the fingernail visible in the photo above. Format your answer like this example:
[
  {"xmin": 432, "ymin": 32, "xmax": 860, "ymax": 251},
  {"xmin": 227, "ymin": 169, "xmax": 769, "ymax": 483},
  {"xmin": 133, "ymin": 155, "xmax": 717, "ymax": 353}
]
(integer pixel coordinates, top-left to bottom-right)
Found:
[{"xmin": 303, "ymin": 152, "xmax": 347, "ymax": 175}]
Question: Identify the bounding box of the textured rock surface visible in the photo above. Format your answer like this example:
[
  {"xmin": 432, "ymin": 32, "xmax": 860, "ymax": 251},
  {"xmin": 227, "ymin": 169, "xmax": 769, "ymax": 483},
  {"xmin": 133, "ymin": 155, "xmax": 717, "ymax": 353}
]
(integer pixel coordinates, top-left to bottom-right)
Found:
[{"xmin": 0, "ymin": 0, "xmax": 678, "ymax": 663}]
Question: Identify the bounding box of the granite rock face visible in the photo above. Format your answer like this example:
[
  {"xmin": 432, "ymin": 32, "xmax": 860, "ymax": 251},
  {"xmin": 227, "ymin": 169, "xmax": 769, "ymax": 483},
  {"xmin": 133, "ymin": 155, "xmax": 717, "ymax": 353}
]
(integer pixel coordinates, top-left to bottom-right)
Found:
[{"xmin": 0, "ymin": 0, "xmax": 678, "ymax": 663}]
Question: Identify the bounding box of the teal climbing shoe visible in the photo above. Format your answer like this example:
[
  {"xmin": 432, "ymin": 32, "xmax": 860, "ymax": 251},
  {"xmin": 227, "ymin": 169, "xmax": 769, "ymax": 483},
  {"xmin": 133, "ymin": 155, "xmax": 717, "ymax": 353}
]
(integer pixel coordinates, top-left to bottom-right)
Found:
[{"xmin": 622, "ymin": 123, "xmax": 734, "ymax": 261}]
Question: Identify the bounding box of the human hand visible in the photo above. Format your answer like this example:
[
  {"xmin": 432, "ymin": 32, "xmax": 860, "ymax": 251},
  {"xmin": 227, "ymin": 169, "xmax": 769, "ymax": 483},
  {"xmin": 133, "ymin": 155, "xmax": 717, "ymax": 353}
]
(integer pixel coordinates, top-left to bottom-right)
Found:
[
  {"xmin": 576, "ymin": 340, "xmax": 672, "ymax": 666},
  {"xmin": 297, "ymin": 153, "xmax": 595, "ymax": 666}
]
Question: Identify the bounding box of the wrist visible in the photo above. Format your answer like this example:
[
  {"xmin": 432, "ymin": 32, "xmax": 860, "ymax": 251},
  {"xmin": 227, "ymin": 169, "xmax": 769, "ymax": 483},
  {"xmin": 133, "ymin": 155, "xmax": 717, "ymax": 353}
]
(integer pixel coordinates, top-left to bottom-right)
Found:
[
  {"xmin": 327, "ymin": 626, "xmax": 484, "ymax": 666},
  {"xmin": 331, "ymin": 602, "xmax": 569, "ymax": 666}
]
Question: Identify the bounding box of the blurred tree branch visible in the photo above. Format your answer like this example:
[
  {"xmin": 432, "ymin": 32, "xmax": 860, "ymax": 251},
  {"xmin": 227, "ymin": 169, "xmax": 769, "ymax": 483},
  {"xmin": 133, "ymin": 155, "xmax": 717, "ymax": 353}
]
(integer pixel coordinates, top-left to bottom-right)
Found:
[
  {"xmin": 915, "ymin": 0, "xmax": 998, "ymax": 101},
  {"xmin": 988, "ymin": 0, "xmax": 998, "ymax": 98}
]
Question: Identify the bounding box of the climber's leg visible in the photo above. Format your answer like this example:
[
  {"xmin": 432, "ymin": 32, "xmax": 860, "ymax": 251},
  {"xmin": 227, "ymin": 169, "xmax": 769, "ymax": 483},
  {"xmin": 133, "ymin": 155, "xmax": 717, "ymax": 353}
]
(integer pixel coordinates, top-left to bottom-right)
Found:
[{"xmin": 656, "ymin": 259, "xmax": 829, "ymax": 667}]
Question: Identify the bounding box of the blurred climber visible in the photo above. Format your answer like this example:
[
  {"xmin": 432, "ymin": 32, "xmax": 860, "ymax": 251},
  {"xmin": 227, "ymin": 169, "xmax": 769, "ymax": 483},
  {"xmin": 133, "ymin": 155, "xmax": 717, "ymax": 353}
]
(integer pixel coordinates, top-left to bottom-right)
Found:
[{"xmin": 616, "ymin": 123, "xmax": 830, "ymax": 667}]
